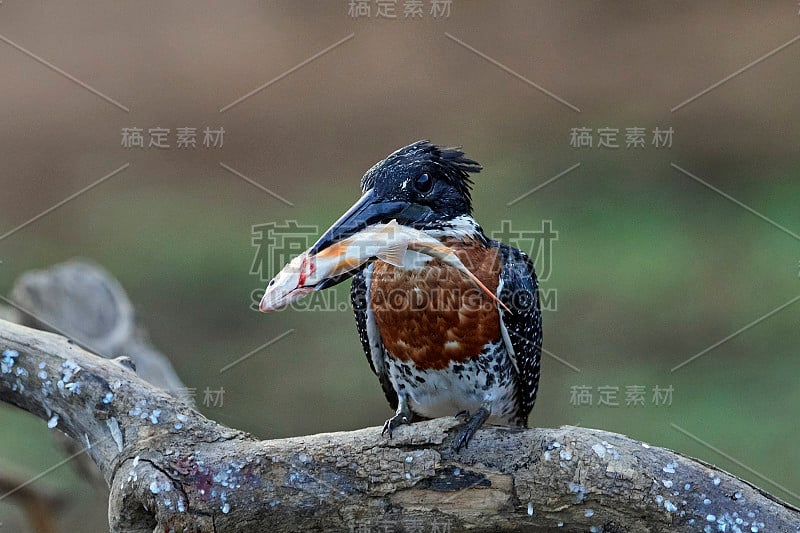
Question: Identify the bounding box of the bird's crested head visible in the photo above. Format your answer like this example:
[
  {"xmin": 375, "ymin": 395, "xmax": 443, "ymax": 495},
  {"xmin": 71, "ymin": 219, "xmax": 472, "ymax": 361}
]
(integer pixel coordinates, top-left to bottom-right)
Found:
[
  {"xmin": 309, "ymin": 140, "xmax": 482, "ymax": 257},
  {"xmin": 360, "ymin": 140, "xmax": 482, "ymax": 217}
]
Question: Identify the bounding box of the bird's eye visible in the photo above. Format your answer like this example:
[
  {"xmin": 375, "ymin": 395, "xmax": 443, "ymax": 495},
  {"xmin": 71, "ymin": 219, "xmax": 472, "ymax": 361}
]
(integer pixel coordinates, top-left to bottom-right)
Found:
[{"xmin": 414, "ymin": 173, "xmax": 432, "ymax": 193}]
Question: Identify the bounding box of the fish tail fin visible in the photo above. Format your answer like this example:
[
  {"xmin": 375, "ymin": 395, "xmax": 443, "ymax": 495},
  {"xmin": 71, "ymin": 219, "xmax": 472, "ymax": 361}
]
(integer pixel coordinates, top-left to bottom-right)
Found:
[{"xmin": 464, "ymin": 270, "xmax": 510, "ymax": 312}]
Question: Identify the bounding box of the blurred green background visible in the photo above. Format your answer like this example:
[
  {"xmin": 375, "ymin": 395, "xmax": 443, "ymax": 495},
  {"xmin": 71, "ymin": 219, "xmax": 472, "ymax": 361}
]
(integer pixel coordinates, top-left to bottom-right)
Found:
[{"xmin": 0, "ymin": 1, "xmax": 798, "ymax": 530}]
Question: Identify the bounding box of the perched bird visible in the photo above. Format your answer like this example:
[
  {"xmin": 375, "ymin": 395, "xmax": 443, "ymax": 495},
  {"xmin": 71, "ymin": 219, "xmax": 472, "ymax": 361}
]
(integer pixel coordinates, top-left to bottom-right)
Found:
[{"xmin": 309, "ymin": 140, "xmax": 543, "ymax": 449}]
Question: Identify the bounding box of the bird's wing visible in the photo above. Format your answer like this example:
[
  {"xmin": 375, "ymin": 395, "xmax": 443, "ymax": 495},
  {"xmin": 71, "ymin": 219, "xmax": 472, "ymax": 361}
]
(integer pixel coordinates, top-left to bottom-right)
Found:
[
  {"xmin": 495, "ymin": 242, "xmax": 543, "ymax": 426},
  {"xmin": 351, "ymin": 264, "xmax": 399, "ymax": 410}
]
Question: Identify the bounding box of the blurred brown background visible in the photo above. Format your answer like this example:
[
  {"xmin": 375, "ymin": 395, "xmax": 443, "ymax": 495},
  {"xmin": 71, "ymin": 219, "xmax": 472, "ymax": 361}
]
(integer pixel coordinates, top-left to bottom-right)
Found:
[{"xmin": 0, "ymin": 1, "xmax": 798, "ymax": 530}]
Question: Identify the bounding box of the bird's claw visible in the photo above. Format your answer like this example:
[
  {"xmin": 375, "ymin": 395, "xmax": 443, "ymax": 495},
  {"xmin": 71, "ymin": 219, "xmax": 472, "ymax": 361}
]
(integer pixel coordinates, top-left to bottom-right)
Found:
[
  {"xmin": 382, "ymin": 414, "xmax": 409, "ymax": 438},
  {"xmin": 453, "ymin": 406, "xmax": 490, "ymax": 452}
]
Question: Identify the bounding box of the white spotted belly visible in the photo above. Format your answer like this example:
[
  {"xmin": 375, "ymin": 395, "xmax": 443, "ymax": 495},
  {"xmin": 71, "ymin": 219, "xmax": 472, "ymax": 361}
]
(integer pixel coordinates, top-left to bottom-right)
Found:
[{"xmin": 386, "ymin": 340, "xmax": 520, "ymax": 425}]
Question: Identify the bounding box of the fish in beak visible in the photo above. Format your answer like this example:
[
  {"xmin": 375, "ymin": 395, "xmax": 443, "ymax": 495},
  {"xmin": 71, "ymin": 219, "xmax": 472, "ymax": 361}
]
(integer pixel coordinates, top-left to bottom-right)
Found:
[
  {"xmin": 259, "ymin": 220, "xmax": 409, "ymax": 312},
  {"xmin": 259, "ymin": 220, "xmax": 509, "ymax": 313}
]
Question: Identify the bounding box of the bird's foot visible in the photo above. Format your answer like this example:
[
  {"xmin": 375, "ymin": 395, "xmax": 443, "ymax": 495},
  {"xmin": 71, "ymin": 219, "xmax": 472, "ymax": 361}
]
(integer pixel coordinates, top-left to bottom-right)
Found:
[
  {"xmin": 382, "ymin": 410, "xmax": 411, "ymax": 438},
  {"xmin": 453, "ymin": 405, "xmax": 490, "ymax": 452}
]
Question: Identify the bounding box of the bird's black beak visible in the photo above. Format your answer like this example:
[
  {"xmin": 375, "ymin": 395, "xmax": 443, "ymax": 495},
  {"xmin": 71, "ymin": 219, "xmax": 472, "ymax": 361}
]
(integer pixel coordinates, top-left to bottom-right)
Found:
[
  {"xmin": 309, "ymin": 189, "xmax": 434, "ymax": 255},
  {"xmin": 307, "ymin": 189, "xmax": 435, "ymax": 290}
]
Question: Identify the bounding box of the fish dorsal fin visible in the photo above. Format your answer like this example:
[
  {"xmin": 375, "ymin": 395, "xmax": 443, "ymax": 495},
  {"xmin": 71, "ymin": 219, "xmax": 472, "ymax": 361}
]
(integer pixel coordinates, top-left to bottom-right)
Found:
[{"xmin": 376, "ymin": 240, "xmax": 408, "ymax": 268}]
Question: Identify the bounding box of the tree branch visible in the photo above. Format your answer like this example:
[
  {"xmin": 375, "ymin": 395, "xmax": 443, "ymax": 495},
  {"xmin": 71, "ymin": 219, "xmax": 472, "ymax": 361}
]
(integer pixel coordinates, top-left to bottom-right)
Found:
[
  {"xmin": 0, "ymin": 319, "xmax": 797, "ymax": 532},
  {"xmin": 9, "ymin": 259, "xmax": 189, "ymax": 400}
]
